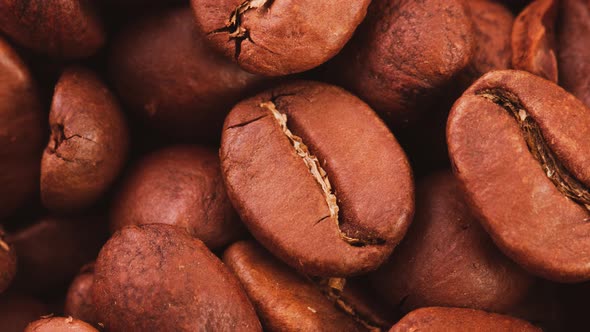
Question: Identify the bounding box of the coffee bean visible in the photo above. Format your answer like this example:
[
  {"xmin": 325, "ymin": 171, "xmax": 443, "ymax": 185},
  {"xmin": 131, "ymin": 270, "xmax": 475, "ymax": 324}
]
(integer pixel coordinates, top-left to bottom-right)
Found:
[
  {"xmin": 448, "ymin": 69, "xmax": 590, "ymax": 282},
  {"xmin": 25, "ymin": 317, "xmax": 98, "ymax": 332},
  {"xmin": 221, "ymin": 81, "xmax": 414, "ymax": 276},
  {"xmin": 64, "ymin": 263, "xmax": 98, "ymax": 327}
]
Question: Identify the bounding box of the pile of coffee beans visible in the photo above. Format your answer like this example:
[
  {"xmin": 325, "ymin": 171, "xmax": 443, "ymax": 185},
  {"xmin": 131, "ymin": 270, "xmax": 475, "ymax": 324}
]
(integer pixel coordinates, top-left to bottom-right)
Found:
[{"xmin": 0, "ymin": 0, "xmax": 588, "ymax": 331}]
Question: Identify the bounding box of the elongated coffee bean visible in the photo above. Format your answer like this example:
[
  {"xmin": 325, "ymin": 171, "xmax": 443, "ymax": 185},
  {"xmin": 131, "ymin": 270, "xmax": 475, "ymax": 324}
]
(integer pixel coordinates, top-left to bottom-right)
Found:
[
  {"xmin": 447, "ymin": 70, "xmax": 590, "ymax": 282},
  {"xmin": 221, "ymin": 81, "xmax": 414, "ymax": 277}
]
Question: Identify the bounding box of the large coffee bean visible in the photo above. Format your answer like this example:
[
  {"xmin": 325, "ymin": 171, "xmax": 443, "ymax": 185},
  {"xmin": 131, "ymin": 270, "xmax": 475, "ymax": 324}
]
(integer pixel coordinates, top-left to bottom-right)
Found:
[
  {"xmin": 93, "ymin": 224, "xmax": 261, "ymax": 331},
  {"xmin": 221, "ymin": 81, "xmax": 414, "ymax": 276},
  {"xmin": 447, "ymin": 70, "xmax": 590, "ymax": 282}
]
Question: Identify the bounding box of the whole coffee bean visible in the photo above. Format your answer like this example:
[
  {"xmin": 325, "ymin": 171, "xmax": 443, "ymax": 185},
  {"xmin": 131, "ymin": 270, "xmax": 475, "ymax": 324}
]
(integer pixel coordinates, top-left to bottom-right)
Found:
[
  {"xmin": 464, "ymin": 0, "xmax": 514, "ymax": 80},
  {"xmin": 390, "ymin": 307, "xmax": 540, "ymax": 332},
  {"xmin": 0, "ymin": 37, "xmax": 44, "ymax": 219},
  {"xmin": 110, "ymin": 145, "xmax": 244, "ymax": 250},
  {"xmin": 558, "ymin": 0, "xmax": 590, "ymax": 108},
  {"xmin": 109, "ymin": 6, "xmax": 266, "ymax": 141},
  {"xmin": 41, "ymin": 67, "xmax": 129, "ymax": 212},
  {"xmin": 93, "ymin": 224, "xmax": 261, "ymax": 331},
  {"xmin": 0, "ymin": 0, "xmax": 105, "ymax": 58},
  {"xmin": 190, "ymin": 0, "xmax": 371, "ymax": 76},
  {"xmin": 511, "ymin": 0, "xmax": 558, "ymax": 82},
  {"xmin": 332, "ymin": 0, "xmax": 474, "ymax": 127},
  {"xmin": 7, "ymin": 216, "xmax": 107, "ymax": 294},
  {"xmin": 221, "ymin": 81, "xmax": 414, "ymax": 276},
  {"xmin": 223, "ymin": 241, "xmax": 374, "ymax": 331},
  {"xmin": 25, "ymin": 317, "xmax": 98, "ymax": 332},
  {"xmin": 0, "ymin": 230, "xmax": 16, "ymax": 294},
  {"xmin": 371, "ymin": 171, "xmax": 533, "ymax": 313},
  {"xmin": 64, "ymin": 263, "xmax": 97, "ymax": 327},
  {"xmin": 447, "ymin": 70, "xmax": 590, "ymax": 282},
  {"xmin": 0, "ymin": 294, "xmax": 49, "ymax": 332}
]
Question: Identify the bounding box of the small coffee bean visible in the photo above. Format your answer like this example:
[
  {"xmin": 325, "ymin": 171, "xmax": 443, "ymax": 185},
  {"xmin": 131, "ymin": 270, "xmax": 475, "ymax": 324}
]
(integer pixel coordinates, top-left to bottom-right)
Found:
[
  {"xmin": 41, "ymin": 67, "xmax": 129, "ymax": 212},
  {"xmin": 93, "ymin": 224, "xmax": 261, "ymax": 331},
  {"xmin": 190, "ymin": 0, "xmax": 371, "ymax": 76},
  {"xmin": 110, "ymin": 145, "xmax": 245, "ymax": 250},
  {"xmin": 448, "ymin": 70, "xmax": 590, "ymax": 282},
  {"xmin": 64, "ymin": 263, "xmax": 98, "ymax": 327},
  {"xmin": 0, "ymin": 0, "xmax": 105, "ymax": 58},
  {"xmin": 221, "ymin": 81, "xmax": 414, "ymax": 276}
]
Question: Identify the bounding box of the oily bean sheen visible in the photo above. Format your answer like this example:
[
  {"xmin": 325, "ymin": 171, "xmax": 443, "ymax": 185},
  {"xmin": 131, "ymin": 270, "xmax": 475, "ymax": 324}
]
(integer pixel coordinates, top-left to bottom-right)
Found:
[
  {"xmin": 558, "ymin": 0, "xmax": 590, "ymax": 108},
  {"xmin": 191, "ymin": 0, "xmax": 371, "ymax": 76},
  {"xmin": 0, "ymin": 0, "xmax": 105, "ymax": 58},
  {"xmin": 223, "ymin": 241, "xmax": 369, "ymax": 331},
  {"xmin": 93, "ymin": 224, "xmax": 261, "ymax": 332},
  {"xmin": 447, "ymin": 70, "xmax": 590, "ymax": 282},
  {"xmin": 25, "ymin": 317, "xmax": 98, "ymax": 332},
  {"xmin": 221, "ymin": 81, "xmax": 414, "ymax": 277},
  {"xmin": 0, "ymin": 37, "xmax": 44, "ymax": 219},
  {"xmin": 511, "ymin": 0, "xmax": 558, "ymax": 82},
  {"xmin": 371, "ymin": 171, "xmax": 533, "ymax": 313},
  {"xmin": 390, "ymin": 307, "xmax": 541, "ymax": 332}
]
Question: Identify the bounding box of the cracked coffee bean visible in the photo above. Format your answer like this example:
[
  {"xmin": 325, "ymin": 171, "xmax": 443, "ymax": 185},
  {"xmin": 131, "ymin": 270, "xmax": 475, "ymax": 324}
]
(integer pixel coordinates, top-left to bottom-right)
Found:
[
  {"xmin": 511, "ymin": 0, "xmax": 558, "ymax": 81},
  {"xmin": 190, "ymin": 0, "xmax": 371, "ymax": 76},
  {"xmin": 332, "ymin": 0, "xmax": 475, "ymax": 127},
  {"xmin": 221, "ymin": 81, "xmax": 414, "ymax": 276},
  {"xmin": 0, "ymin": 0, "xmax": 105, "ymax": 58},
  {"xmin": 223, "ymin": 241, "xmax": 373, "ymax": 331},
  {"xmin": 448, "ymin": 70, "xmax": 590, "ymax": 282},
  {"xmin": 41, "ymin": 67, "xmax": 129, "ymax": 212},
  {"xmin": 93, "ymin": 224, "xmax": 261, "ymax": 331},
  {"xmin": 110, "ymin": 145, "xmax": 245, "ymax": 250},
  {"xmin": 109, "ymin": 6, "xmax": 266, "ymax": 141},
  {"xmin": 371, "ymin": 171, "xmax": 533, "ymax": 314},
  {"xmin": 390, "ymin": 307, "xmax": 541, "ymax": 332},
  {"xmin": 0, "ymin": 36, "xmax": 44, "ymax": 219},
  {"xmin": 65, "ymin": 263, "xmax": 98, "ymax": 327},
  {"xmin": 558, "ymin": 0, "xmax": 590, "ymax": 108},
  {"xmin": 25, "ymin": 317, "xmax": 98, "ymax": 332}
]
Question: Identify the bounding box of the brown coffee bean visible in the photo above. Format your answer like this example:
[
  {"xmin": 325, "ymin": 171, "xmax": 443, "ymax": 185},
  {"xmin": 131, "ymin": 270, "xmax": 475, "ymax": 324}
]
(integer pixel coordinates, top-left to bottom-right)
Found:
[
  {"xmin": 0, "ymin": 37, "xmax": 44, "ymax": 219},
  {"xmin": 0, "ymin": 229, "xmax": 16, "ymax": 293},
  {"xmin": 371, "ymin": 171, "xmax": 533, "ymax": 313},
  {"xmin": 465, "ymin": 0, "xmax": 514, "ymax": 80},
  {"xmin": 223, "ymin": 241, "xmax": 374, "ymax": 331},
  {"xmin": 41, "ymin": 67, "xmax": 129, "ymax": 212},
  {"xmin": 390, "ymin": 307, "xmax": 540, "ymax": 332},
  {"xmin": 221, "ymin": 81, "xmax": 414, "ymax": 276},
  {"xmin": 109, "ymin": 6, "xmax": 266, "ymax": 141},
  {"xmin": 512, "ymin": 0, "xmax": 558, "ymax": 82},
  {"xmin": 447, "ymin": 70, "xmax": 590, "ymax": 282},
  {"xmin": 7, "ymin": 216, "xmax": 107, "ymax": 293},
  {"xmin": 64, "ymin": 263, "xmax": 97, "ymax": 327},
  {"xmin": 558, "ymin": 0, "xmax": 590, "ymax": 108},
  {"xmin": 0, "ymin": 0, "xmax": 105, "ymax": 58},
  {"xmin": 332, "ymin": 0, "xmax": 474, "ymax": 127},
  {"xmin": 93, "ymin": 224, "xmax": 261, "ymax": 331},
  {"xmin": 0, "ymin": 294, "xmax": 49, "ymax": 332},
  {"xmin": 190, "ymin": 0, "xmax": 371, "ymax": 76},
  {"xmin": 110, "ymin": 145, "xmax": 244, "ymax": 250},
  {"xmin": 25, "ymin": 317, "xmax": 98, "ymax": 332}
]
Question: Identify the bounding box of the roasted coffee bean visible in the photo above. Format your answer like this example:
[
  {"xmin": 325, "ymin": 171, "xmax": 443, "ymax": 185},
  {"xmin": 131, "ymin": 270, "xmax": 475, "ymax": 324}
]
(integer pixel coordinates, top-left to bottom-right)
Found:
[
  {"xmin": 190, "ymin": 0, "xmax": 371, "ymax": 76},
  {"xmin": 512, "ymin": 0, "xmax": 558, "ymax": 81},
  {"xmin": 447, "ymin": 70, "xmax": 590, "ymax": 282},
  {"xmin": 332, "ymin": 0, "xmax": 474, "ymax": 127},
  {"xmin": 390, "ymin": 307, "xmax": 541, "ymax": 331},
  {"xmin": 109, "ymin": 6, "xmax": 266, "ymax": 141},
  {"xmin": 110, "ymin": 145, "xmax": 244, "ymax": 250},
  {"xmin": 0, "ymin": 0, "xmax": 105, "ymax": 58},
  {"xmin": 221, "ymin": 81, "xmax": 414, "ymax": 276},
  {"xmin": 371, "ymin": 171, "xmax": 533, "ymax": 313},
  {"xmin": 65, "ymin": 263, "xmax": 97, "ymax": 327},
  {"xmin": 41, "ymin": 67, "xmax": 129, "ymax": 212},
  {"xmin": 223, "ymin": 241, "xmax": 373, "ymax": 331},
  {"xmin": 93, "ymin": 224, "xmax": 261, "ymax": 331},
  {"xmin": 558, "ymin": 0, "xmax": 590, "ymax": 108},
  {"xmin": 0, "ymin": 37, "xmax": 44, "ymax": 219},
  {"xmin": 25, "ymin": 317, "xmax": 98, "ymax": 332}
]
